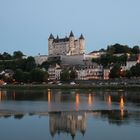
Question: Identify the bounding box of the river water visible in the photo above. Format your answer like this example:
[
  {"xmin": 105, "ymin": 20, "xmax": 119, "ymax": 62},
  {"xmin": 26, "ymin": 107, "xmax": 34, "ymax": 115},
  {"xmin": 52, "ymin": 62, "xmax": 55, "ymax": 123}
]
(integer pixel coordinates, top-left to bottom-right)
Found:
[{"xmin": 0, "ymin": 89, "xmax": 140, "ymax": 140}]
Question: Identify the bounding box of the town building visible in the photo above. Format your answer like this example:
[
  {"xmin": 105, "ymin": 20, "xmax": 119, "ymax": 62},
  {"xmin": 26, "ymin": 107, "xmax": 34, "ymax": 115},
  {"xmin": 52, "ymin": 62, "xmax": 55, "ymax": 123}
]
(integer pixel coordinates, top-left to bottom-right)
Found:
[
  {"xmin": 48, "ymin": 64, "xmax": 62, "ymax": 81},
  {"xmin": 88, "ymin": 50, "xmax": 106, "ymax": 58},
  {"xmin": 121, "ymin": 54, "xmax": 140, "ymax": 70},
  {"xmin": 103, "ymin": 69, "xmax": 110, "ymax": 80},
  {"xmin": 76, "ymin": 62, "xmax": 103, "ymax": 80}
]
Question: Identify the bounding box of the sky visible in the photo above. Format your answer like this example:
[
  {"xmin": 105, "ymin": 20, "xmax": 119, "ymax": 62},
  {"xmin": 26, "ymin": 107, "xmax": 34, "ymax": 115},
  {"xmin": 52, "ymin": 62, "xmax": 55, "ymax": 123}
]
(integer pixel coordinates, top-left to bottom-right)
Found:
[{"xmin": 0, "ymin": 0, "xmax": 140, "ymax": 56}]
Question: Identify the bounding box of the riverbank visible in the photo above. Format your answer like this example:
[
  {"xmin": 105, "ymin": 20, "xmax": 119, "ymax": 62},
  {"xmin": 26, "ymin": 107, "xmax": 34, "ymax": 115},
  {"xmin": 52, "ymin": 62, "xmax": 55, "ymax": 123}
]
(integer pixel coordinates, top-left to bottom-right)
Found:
[{"xmin": 1, "ymin": 83, "xmax": 140, "ymax": 90}]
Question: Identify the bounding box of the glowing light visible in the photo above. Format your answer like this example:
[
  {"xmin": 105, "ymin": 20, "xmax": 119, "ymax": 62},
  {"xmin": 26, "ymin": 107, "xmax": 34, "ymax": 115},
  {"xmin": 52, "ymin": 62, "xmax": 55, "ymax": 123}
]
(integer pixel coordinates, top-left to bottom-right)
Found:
[
  {"xmin": 48, "ymin": 89, "xmax": 51, "ymax": 103},
  {"xmin": 108, "ymin": 95, "xmax": 111, "ymax": 104},
  {"xmin": 120, "ymin": 96, "xmax": 125, "ymax": 117},
  {"xmin": 0, "ymin": 91, "xmax": 1, "ymax": 101},
  {"xmin": 120, "ymin": 96, "xmax": 124, "ymax": 109},
  {"xmin": 75, "ymin": 93, "xmax": 80, "ymax": 110},
  {"xmin": 88, "ymin": 94, "xmax": 92, "ymax": 106},
  {"xmin": 108, "ymin": 95, "xmax": 112, "ymax": 109}
]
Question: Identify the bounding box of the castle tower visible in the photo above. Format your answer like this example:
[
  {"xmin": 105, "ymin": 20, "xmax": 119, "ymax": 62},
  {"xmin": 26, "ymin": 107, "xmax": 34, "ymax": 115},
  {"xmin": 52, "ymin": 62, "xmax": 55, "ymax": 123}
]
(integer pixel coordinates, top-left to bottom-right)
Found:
[
  {"xmin": 48, "ymin": 31, "xmax": 85, "ymax": 56},
  {"xmin": 69, "ymin": 31, "xmax": 75, "ymax": 55},
  {"xmin": 48, "ymin": 34, "xmax": 54, "ymax": 55},
  {"xmin": 79, "ymin": 34, "xmax": 85, "ymax": 54}
]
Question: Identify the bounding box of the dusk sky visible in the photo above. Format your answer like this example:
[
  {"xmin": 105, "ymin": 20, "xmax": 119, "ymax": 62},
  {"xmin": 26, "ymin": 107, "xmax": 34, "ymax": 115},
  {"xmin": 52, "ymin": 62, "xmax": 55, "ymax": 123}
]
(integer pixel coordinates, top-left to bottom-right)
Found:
[{"xmin": 0, "ymin": 0, "xmax": 140, "ymax": 56}]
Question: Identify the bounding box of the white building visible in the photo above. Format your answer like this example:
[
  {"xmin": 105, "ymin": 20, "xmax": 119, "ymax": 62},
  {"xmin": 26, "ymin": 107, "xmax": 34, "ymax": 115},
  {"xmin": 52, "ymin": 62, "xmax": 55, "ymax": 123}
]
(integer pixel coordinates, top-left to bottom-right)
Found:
[
  {"xmin": 77, "ymin": 64, "xmax": 103, "ymax": 80},
  {"xmin": 122, "ymin": 54, "xmax": 140, "ymax": 70},
  {"xmin": 48, "ymin": 64, "xmax": 62, "ymax": 81},
  {"xmin": 88, "ymin": 51, "xmax": 106, "ymax": 58},
  {"xmin": 103, "ymin": 69, "xmax": 110, "ymax": 80}
]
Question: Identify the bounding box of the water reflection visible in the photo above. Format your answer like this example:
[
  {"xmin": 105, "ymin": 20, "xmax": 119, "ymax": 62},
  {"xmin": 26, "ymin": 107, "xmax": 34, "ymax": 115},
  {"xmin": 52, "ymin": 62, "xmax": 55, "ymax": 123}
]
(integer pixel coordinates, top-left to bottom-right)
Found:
[
  {"xmin": 48, "ymin": 89, "xmax": 51, "ymax": 104},
  {"xmin": 0, "ymin": 89, "xmax": 140, "ymax": 140},
  {"xmin": 0, "ymin": 110, "xmax": 140, "ymax": 139},
  {"xmin": 120, "ymin": 96, "xmax": 125, "ymax": 118},
  {"xmin": 0, "ymin": 89, "xmax": 140, "ymax": 104},
  {"xmin": 88, "ymin": 94, "xmax": 92, "ymax": 107},
  {"xmin": 0, "ymin": 89, "xmax": 140, "ymax": 112},
  {"xmin": 49, "ymin": 111, "xmax": 86, "ymax": 139},
  {"xmin": 75, "ymin": 93, "xmax": 80, "ymax": 111},
  {"xmin": 108, "ymin": 95, "xmax": 112, "ymax": 110}
]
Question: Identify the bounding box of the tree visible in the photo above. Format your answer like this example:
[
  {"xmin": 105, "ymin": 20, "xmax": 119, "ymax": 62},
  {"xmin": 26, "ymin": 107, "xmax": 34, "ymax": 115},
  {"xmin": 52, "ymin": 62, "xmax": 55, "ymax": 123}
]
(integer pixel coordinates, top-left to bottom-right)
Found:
[
  {"xmin": 2, "ymin": 52, "xmax": 12, "ymax": 60},
  {"xmin": 130, "ymin": 63, "xmax": 140, "ymax": 77},
  {"xmin": 22, "ymin": 72, "xmax": 30, "ymax": 83},
  {"xmin": 13, "ymin": 69, "xmax": 24, "ymax": 82},
  {"xmin": 70, "ymin": 70, "xmax": 77, "ymax": 80},
  {"xmin": 13, "ymin": 51, "xmax": 24, "ymax": 59},
  {"xmin": 41, "ymin": 61, "xmax": 50, "ymax": 70},
  {"xmin": 109, "ymin": 64, "xmax": 121, "ymax": 78},
  {"xmin": 131, "ymin": 46, "xmax": 140, "ymax": 54},
  {"xmin": 30, "ymin": 69, "xmax": 46, "ymax": 82},
  {"xmin": 107, "ymin": 44, "xmax": 130, "ymax": 54},
  {"xmin": 60, "ymin": 69, "xmax": 70, "ymax": 81},
  {"xmin": 125, "ymin": 70, "xmax": 132, "ymax": 78},
  {"xmin": 43, "ymin": 71, "xmax": 49, "ymax": 82},
  {"xmin": 25, "ymin": 56, "xmax": 36, "ymax": 71}
]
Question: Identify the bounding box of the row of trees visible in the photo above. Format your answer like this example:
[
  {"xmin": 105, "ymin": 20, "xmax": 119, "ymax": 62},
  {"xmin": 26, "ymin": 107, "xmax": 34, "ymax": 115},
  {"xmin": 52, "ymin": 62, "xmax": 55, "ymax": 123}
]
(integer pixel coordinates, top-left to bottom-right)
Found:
[
  {"xmin": 92, "ymin": 54, "xmax": 127, "ymax": 68},
  {"xmin": 0, "ymin": 51, "xmax": 50, "ymax": 83},
  {"xmin": 13, "ymin": 69, "xmax": 48, "ymax": 83},
  {"xmin": 109, "ymin": 63, "xmax": 140, "ymax": 78},
  {"xmin": 0, "ymin": 56, "xmax": 36, "ymax": 72},
  {"xmin": 93, "ymin": 44, "xmax": 140, "ymax": 68},
  {"xmin": 0, "ymin": 51, "xmax": 24, "ymax": 60},
  {"xmin": 107, "ymin": 44, "xmax": 140, "ymax": 54}
]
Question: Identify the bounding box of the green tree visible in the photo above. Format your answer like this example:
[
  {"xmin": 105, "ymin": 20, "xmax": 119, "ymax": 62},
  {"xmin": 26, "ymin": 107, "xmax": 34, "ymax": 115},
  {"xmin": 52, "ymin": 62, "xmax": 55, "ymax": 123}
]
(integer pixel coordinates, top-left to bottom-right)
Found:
[
  {"xmin": 2, "ymin": 52, "xmax": 12, "ymax": 60},
  {"xmin": 13, "ymin": 51, "xmax": 24, "ymax": 59},
  {"xmin": 13, "ymin": 69, "xmax": 24, "ymax": 82},
  {"xmin": 125, "ymin": 70, "xmax": 132, "ymax": 78},
  {"xmin": 109, "ymin": 64, "xmax": 121, "ymax": 78},
  {"xmin": 60, "ymin": 69, "xmax": 70, "ymax": 81},
  {"xmin": 131, "ymin": 46, "xmax": 140, "ymax": 54},
  {"xmin": 130, "ymin": 63, "xmax": 140, "ymax": 77},
  {"xmin": 107, "ymin": 44, "xmax": 130, "ymax": 54},
  {"xmin": 41, "ymin": 61, "xmax": 50, "ymax": 70},
  {"xmin": 70, "ymin": 70, "xmax": 77, "ymax": 80},
  {"xmin": 30, "ymin": 69, "xmax": 46, "ymax": 82},
  {"xmin": 25, "ymin": 57, "xmax": 36, "ymax": 71},
  {"xmin": 22, "ymin": 72, "xmax": 30, "ymax": 83}
]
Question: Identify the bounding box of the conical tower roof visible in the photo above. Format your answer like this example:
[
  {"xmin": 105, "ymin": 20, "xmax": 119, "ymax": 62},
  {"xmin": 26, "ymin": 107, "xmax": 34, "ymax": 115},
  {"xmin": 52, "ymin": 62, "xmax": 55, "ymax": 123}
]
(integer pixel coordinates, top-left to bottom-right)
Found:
[
  {"xmin": 69, "ymin": 31, "xmax": 74, "ymax": 37},
  {"xmin": 49, "ymin": 33, "xmax": 54, "ymax": 39},
  {"xmin": 56, "ymin": 35, "xmax": 59, "ymax": 40},
  {"xmin": 79, "ymin": 34, "xmax": 84, "ymax": 39}
]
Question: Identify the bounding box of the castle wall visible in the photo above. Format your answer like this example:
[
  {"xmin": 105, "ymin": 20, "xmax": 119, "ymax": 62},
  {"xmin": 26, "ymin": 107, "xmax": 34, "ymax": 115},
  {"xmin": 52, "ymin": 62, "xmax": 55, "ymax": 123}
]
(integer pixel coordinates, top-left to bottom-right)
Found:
[
  {"xmin": 48, "ymin": 32, "xmax": 85, "ymax": 56},
  {"xmin": 53, "ymin": 42, "xmax": 69, "ymax": 55},
  {"xmin": 61, "ymin": 54, "xmax": 85, "ymax": 65}
]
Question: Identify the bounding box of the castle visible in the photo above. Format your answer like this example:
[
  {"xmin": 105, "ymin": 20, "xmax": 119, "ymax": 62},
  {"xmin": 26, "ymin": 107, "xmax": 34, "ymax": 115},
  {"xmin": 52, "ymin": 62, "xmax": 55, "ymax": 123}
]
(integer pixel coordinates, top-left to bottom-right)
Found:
[{"xmin": 48, "ymin": 31, "xmax": 85, "ymax": 56}]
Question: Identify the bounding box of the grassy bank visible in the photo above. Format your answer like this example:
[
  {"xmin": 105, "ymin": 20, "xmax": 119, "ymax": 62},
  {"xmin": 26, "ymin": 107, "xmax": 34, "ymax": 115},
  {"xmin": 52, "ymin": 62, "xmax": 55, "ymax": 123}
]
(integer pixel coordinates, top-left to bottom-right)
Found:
[{"xmin": 1, "ymin": 84, "xmax": 140, "ymax": 90}]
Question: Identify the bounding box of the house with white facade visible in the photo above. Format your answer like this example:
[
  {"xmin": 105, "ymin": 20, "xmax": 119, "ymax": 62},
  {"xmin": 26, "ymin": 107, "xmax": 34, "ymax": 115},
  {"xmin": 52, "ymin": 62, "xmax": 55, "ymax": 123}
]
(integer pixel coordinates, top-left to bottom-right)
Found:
[
  {"xmin": 76, "ymin": 62, "xmax": 103, "ymax": 80},
  {"xmin": 48, "ymin": 64, "xmax": 62, "ymax": 81}
]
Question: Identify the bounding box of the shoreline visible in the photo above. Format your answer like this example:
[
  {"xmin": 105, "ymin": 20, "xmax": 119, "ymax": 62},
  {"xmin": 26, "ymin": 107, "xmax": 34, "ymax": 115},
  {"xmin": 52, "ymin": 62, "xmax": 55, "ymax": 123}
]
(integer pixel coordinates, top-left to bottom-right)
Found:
[{"xmin": 1, "ymin": 83, "xmax": 140, "ymax": 90}]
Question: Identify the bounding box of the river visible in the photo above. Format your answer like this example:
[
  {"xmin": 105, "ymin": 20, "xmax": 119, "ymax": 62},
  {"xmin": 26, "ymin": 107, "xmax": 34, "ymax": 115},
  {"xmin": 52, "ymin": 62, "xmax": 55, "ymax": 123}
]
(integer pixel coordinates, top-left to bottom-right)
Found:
[{"xmin": 0, "ymin": 89, "xmax": 140, "ymax": 140}]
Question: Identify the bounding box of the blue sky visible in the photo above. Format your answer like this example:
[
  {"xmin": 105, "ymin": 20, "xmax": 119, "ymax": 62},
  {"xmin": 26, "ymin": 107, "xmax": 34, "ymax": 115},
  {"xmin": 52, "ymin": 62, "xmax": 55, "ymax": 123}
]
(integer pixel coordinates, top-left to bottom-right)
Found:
[{"xmin": 0, "ymin": 0, "xmax": 140, "ymax": 56}]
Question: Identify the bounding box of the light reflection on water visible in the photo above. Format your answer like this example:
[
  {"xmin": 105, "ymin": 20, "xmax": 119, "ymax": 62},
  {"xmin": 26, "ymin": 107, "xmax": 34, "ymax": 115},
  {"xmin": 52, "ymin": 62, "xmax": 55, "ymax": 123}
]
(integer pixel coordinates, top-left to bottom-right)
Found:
[
  {"xmin": 0, "ymin": 89, "xmax": 140, "ymax": 140},
  {"xmin": 0, "ymin": 89, "xmax": 140, "ymax": 112}
]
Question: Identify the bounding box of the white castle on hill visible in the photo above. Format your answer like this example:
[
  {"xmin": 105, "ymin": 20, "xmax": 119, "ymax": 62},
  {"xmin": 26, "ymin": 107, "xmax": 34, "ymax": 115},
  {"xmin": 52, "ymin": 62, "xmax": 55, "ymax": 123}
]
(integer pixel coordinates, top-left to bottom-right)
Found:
[{"xmin": 48, "ymin": 31, "xmax": 85, "ymax": 56}]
